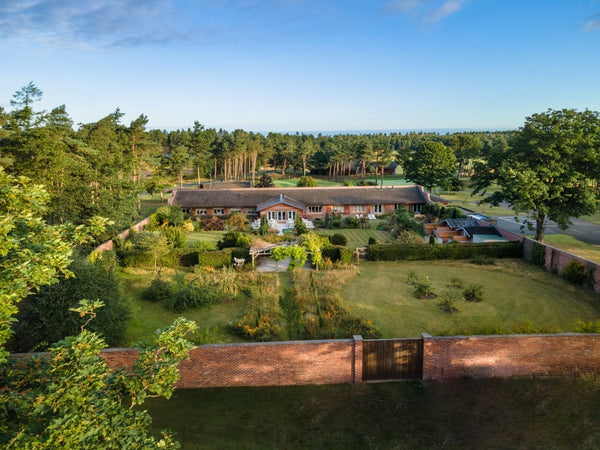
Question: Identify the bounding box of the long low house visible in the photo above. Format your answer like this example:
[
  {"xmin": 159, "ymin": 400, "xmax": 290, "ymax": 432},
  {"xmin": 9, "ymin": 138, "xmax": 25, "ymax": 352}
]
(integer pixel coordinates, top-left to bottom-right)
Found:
[{"xmin": 169, "ymin": 185, "xmax": 431, "ymax": 223}]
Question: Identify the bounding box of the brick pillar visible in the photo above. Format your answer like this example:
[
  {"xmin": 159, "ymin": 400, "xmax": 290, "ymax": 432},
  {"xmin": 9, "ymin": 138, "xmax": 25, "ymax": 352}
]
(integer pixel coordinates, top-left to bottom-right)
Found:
[
  {"xmin": 353, "ymin": 335, "xmax": 363, "ymax": 383},
  {"xmin": 421, "ymin": 333, "xmax": 433, "ymax": 380}
]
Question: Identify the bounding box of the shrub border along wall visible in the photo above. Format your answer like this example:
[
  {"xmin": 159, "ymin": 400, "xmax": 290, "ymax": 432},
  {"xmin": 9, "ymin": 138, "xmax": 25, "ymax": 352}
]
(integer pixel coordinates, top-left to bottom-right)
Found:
[{"xmin": 369, "ymin": 242, "xmax": 523, "ymax": 261}]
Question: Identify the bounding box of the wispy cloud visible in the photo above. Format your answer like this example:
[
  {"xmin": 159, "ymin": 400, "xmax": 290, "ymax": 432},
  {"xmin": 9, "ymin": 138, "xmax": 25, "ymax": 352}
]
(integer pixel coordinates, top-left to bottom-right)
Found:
[
  {"xmin": 0, "ymin": 0, "xmax": 324, "ymax": 49},
  {"xmin": 583, "ymin": 13, "xmax": 600, "ymax": 31},
  {"xmin": 381, "ymin": 0, "xmax": 468, "ymax": 23}
]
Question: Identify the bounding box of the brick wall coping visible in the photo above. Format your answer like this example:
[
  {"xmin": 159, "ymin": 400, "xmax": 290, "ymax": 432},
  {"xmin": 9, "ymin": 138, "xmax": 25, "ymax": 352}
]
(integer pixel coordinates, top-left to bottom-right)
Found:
[{"xmin": 424, "ymin": 332, "xmax": 599, "ymax": 341}]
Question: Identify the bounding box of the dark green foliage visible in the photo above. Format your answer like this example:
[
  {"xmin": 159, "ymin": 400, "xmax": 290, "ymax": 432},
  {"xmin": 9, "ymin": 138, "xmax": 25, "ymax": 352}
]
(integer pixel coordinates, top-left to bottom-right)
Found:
[
  {"xmin": 10, "ymin": 254, "xmax": 131, "ymax": 352},
  {"xmin": 356, "ymin": 179, "xmax": 377, "ymax": 186},
  {"xmin": 255, "ymin": 174, "xmax": 275, "ymax": 187},
  {"xmin": 531, "ymin": 242, "xmax": 546, "ymax": 266},
  {"xmin": 368, "ymin": 236, "xmax": 377, "ymax": 246},
  {"xmin": 421, "ymin": 203, "xmax": 466, "ymax": 223},
  {"xmin": 217, "ymin": 231, "xmax": 242, "ymax": 249},
  {"xmin": 413, "ymin": 276, "xmax": 435, "ymax": 299},
  {"xmin": 321, "ymin": 246, "xmax": 356, "ymax": 264},
  {"xmin": 155, "ymin": 206, "xmax": 186, "ymax": 227},
  {"xmin": 165, "ymin": 280, "xmax": 220, "ymax": 312},
  {"xmin": 562, "ymin": 260, "xmax": 587, "ymax": 285},
  {"xmin": 343, "ymin": 216, "xmax": 369, "ymax": 229},
  {"xmin": 197, "ymin": 249, "xmax": 232, "ymax": 268},
  {"xmin": 317, "ymin": 213, "xmax": 343, "ymax": 229},
  {"xmin": 438, "ymin": 291, "xmax": 460, "ymax": 313},
  {"xmin": 231, "ymin": 247, "xmax": 250, "ymax": 263},
  {"xmin": 279, "ymin": 289, "xmax": 303, "ymax": 340},
  {"xmin": 160, "ymin": 226, "xmax": 187, "ymax": 248},
  {"xmin": 469, "ymin": 255, "xmax": 495, "ymax": 265},
  {"xmin": 259, "ymin": 216, "xmax": 269, "ymax": 235},
  {"xmin": 574, "ymin": 319, "xmax": 600, "ymax": 333},
  {"xmin": 384, "ymin": 207, "xmax": 424, "ymax": 237},
  {"xmin": 294, "ymin": 215, "xmax": 308, "ymax": 234},
  {"xmin": 297, "ymin": 176, "xmax": 317, "ymax": 187},
  {"xmin": 429, "ymin": 235, "xmax": 436, "ymax": 245},
  {"xmin": 463, "ymin": 284, "xmax": 484, "ymax": 302},
  {"xmin": 369, "ymin": 242, "xmax": 523, "ymax": 261},
  {"xmin": 444, "ymin": 178, "xmax": 463, "ymax": 191},
  {"xmin": 330, "ymin": 233, "xmax": 348, "ymax": 246},
  {"xmin": 144, "ymin": 275, "xmax": 173, "ymax": 302}
]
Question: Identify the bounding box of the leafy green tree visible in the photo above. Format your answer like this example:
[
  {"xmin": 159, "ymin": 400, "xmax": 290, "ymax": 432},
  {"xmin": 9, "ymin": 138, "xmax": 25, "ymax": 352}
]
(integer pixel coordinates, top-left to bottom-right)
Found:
[
  {"xmin": 404, "ymin": 141, "xmax": 457, "ymax": 192},
  {"xmin": 297, "ymin": 176, "xmax": 317, "ymax": 187},
  {"xmin": 449, "ymin": 133, "xmax": 482, "ymax": 178},
  {"xmin": 255, "ymin": 174, "xmax": 275, "ymax": 188},
  {"xmin": 9, "ymin": 81, "xmax": 44, "ymax": 130},
  {"xmin": 472, "ymin": 109, "xmax": 600, "ymax": 241},
  {"xmin": 271, "ymin": 246, "xmax": 289, "ymax": 272},
  {"xmin": 299, "ymin": 232, "xmax": 329, "ymax": 270}
]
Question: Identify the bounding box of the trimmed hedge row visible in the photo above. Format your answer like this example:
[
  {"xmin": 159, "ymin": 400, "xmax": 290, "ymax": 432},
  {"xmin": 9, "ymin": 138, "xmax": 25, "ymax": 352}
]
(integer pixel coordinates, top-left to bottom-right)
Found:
[
  {"xmin": 321, "ymin": 246, "xmax": 356, "ymax": 264},
  {"xmin": 369, "ymin": 242, "xmax": 523, "ymax": 261},
  {"xmin": 120, "ymin": 247, "xmax": 250, "ymax": 269}
]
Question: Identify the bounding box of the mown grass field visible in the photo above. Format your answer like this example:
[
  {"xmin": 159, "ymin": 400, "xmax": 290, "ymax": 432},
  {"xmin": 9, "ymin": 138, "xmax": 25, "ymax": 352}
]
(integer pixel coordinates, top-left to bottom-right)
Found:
[
  {"xmin": 146, "ymin": 377, "xmax": 600, "ymax": 449},
  {"xmin": 342, "ymin": 260, "xmax": 600, "ymax": 337},
  {"xmin": 317, "ymin": 228, "xmax": 394, "ymax": 249},
  {"xmin": 121, "ymin": 259, "xmax": 600, "ymax": 345},
  {"xmin": 542, "ymin": 235, "xmax": 600, "ymax": 264},
  {"xmin": 186, "ymin": 231, "xmax": 228, "ymax": 246}
]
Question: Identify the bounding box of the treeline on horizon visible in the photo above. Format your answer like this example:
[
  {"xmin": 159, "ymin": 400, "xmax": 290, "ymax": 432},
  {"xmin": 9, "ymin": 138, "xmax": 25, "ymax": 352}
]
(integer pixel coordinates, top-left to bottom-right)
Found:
[{"xmin": 0, "ymin": 82, "xmax": 511, "ymax": 240}]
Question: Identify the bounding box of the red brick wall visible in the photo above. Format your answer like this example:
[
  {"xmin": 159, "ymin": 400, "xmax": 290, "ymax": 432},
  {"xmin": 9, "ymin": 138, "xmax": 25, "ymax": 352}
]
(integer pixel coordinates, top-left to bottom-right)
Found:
[
  {"xmin": 522, "ymin": 238, "xmax": 600, "ymax": 292},
  {"xmin": 422, "ymin": 333, "xmax": 600, "ymax": 380},
  {"xmin": 99, "ymin": 339, "xmax": 359, "ymax": 388},
  {"xmin": 95, "ymin": 217, "xmax": 151, "ymax": 253}
]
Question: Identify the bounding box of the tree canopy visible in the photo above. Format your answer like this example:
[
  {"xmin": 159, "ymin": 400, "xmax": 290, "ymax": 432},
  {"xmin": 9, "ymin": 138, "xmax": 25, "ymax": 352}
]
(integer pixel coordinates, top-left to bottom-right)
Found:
[
  {"xmin": 404, "ymin": 141, "xmax": 457, "ymax": 192},
  {"xmin": 472, "ymin": 108, "xmax": 600, "ymax": 241}
]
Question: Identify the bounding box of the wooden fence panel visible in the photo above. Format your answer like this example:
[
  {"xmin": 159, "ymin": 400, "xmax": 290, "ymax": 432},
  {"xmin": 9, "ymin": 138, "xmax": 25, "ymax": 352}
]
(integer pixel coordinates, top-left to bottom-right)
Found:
[{"xmin": 363, "ymin": 338, "xmax": 423, "ymax": 380}]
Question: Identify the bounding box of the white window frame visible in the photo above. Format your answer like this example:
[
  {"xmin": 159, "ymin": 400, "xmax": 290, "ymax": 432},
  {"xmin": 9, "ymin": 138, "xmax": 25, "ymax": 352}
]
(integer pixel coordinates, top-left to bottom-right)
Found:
[
  {"xmin": 413, "ymin": 204, "xmax": 421, "ymax": 213},
  {"xmin": 230, "ymin": 208, "xmax": 242, "ymax": 213},
  {"xmin": 213, "ymin": 208, "xmax": 225, "ymax": 215},
  {"xmin": 351, "ymin": 205, "xmax": 365, "ymax": 213},
  {"xmin": 331, "ymin": 205, "xmax": 344, "ymax": 213},
  {"xmin": 181, "ymin": 208, "xmax": 190, "ymax": 214},
  {"xmin": 373, "ymin": 204, "xmax": 383, "ymax": 214},
  {"xmin": 195, "ymin": 209, "xmax": 207, "ymax": 216},
  {"xmin": 308, "ymin": 206, "xmax": 322, "ymax": 213},
  {"xmin": 288, "ymin": 211, "xmax": 296, "ymax": 220}
]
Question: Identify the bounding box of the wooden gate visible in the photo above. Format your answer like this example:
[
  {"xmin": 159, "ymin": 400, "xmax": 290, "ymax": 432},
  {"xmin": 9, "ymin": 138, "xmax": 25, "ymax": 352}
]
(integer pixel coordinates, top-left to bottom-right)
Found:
[{"xmin": 363, "ymin": 338, "xmax": 423, "ymax": 380}]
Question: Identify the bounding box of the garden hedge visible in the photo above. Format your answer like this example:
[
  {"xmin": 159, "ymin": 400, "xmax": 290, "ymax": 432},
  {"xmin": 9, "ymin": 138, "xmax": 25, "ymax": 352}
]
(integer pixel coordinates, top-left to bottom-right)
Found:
[{"xmin": 369, "ymin": 242, "xmax": 523, "ymax": 261}]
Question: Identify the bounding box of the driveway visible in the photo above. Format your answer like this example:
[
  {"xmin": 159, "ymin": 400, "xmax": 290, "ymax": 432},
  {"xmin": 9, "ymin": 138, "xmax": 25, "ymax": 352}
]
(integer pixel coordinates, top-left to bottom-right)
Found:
[{"xmin": 493, "ymin": 215, "xmax": 600, "ymax": 246}]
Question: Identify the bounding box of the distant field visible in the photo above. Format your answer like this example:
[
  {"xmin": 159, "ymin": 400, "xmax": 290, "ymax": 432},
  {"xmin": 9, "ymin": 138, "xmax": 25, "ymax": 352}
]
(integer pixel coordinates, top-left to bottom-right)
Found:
[
  {"xmin": 542, "ymin": 235, "xmax": 600, "ymax": 264},
  {"xmin": 318, "ymin": 228, "xmax": 394, "ymax": 249},
  {"xmin": 273, "ymin": 175, "xmax": 409, "ymax": 188}
]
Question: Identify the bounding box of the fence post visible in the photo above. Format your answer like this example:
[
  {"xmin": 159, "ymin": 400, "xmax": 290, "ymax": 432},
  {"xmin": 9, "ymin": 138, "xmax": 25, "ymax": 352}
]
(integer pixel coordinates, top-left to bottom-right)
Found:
[
  {"xmin": 421, "ymin": 333, "xmax": 433, "ymax": 380},
  {"xmin": 353, "ymin": 335, "xmax": 363, "ymax": 383}
]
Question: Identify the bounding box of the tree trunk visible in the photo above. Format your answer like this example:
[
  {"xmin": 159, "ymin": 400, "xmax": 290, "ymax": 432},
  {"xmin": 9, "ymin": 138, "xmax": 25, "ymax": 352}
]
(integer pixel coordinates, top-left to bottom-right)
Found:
[{"xmin": 535, "ymin": 213, "xmax": 546, "ymax": 242}]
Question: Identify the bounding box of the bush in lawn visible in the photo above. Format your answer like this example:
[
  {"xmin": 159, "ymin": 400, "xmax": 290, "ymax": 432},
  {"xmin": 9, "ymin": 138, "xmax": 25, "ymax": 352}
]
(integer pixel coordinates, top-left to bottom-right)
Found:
[
  {"xmin": 144, "ymin": 274, "xmax": 173, "ymax": 302},
  {"xmin": 255, "ymin": 174, "xmax": 275, "ymax": 187},
  {"xmin": 217, "ymin": 231, "xmax": 248, "ymax": 249},
  {"xmin": 344, "ymin": 216, "xmax": 360, "ymax": 229},
  {"xmin": 330, "ymin": 233, "xmax": 348, "ymax": 246},
  {"xmin": 429, "ymin": 235, "xmax": 436, "ymax": 245},
  {"xmin": 258, "ymin": 215, "xmax": 269, "ymax": 235},
  {"xmin": 226, "ymin": 212, "xmax": 248, "ymax": 231},
  {"xmin": 384, "ymin": 207, "xmax": 424, "ymax": 237},
  {"xmin": 397, "ymin": 230, "xmax": 424, "ymax": 245},
  {"xmin": 438, "ymin": 290, "xmax": 460, "ymax": 313},
  {"xmin": 562, "ymin": 260, "xmax": 587, "ymax": 286},
  {"xmin": 155, "ymin": 205, "xmax": 186, "ymax": 227},
  {"xmin": 368, "ymin": 236, "xmax": 377, "ymax": 246},
  {"xmin": 447, "ymin": 277, "xmax": 464, "ymax": 288},
  {"xmin": 297, "ymin": 176, "xmax": 317, "ymax": 187},
  {"xmin": 406, "ymin": 270, "xmax": 418, "ymax": 285},
  {"xmin": 202, "ymin": 216, "xmax": 224, "ymax": 231},
  {"xmin": 321, "ymin": 213, "xmax": 342, "ymax": 229},
  {"xmin": 160, "ymin": 226, "xmax": 187, "ymax": 248},
  {"xmin": 463, "ymin": 283, "xmax": 484, "ymax": 302},
  {"xmin": 413, "ymin": 276, "xmax": 435, "ymax": 299},
  {"xmin": 165, "ymin": 279, "xmax": 220, "ymax": 312}
]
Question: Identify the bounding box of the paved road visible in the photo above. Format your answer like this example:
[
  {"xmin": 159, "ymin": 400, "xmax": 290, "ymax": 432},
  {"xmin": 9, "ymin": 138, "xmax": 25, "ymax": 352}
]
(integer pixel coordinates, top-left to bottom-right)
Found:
[{"xmin": 493, "ymin": 215, "xmax": 600, "ymax": 246}]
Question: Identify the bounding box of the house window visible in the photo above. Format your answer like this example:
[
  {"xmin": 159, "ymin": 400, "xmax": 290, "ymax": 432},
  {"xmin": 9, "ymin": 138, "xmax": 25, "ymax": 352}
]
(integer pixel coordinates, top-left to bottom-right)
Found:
[
  {"xmin": 277, "ymin": 211, "xmax": 286, "ymax": 221},
  {"xmin": 213, "ymin": 208, "xmax": 224, "ymax": 215},
  {"xmin": 181, "ymin": 208, "xmax": 190, "ymax": 214},
  {"xmin": 331, "ymin": 205, "xmax": 344, "ymax": 213},
  {"xmin": 230, "ymin": 208, "xmax": 242, "ymax": 213},
  {"xmin": 195, "ymin": 209, "xmax": 207, "ymax": 216},
  {"xmin": 247, "ymin": 208, "xmax": 257, "ymax": 215},
  {"xmin": 373, "ymin": 204, "xmax": 383, "ymax": 214},
  {"xmin": 394, "ymin": 204, "xmax": 406, "ymax": 210},
  {"xmin": 288, "ymin": 211, "xmax": 296, "ymax": 220},
  {"xmin": 308, "ymin": 206, "xmax": 322, "ymax": 213},
  {"xmin": 413, "ymin": 204, "xmax": 421, "ymax": 213},
  {"xmin": 267, "ymin": 211, "xmax": 276, "ymax": 220},
  {"xmin": 351, "ymin": 205, "xmax": 365, "ymax": 213}
]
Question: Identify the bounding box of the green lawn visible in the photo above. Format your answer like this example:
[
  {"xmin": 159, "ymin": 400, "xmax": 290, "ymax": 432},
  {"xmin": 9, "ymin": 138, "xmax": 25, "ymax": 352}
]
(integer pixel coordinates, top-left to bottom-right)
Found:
[
  {"xmin": 542, "ymin": 234, "xmax": 600, "ymax": 264},
  {"xmin": 318, "ymin": 228, "xmax": 394, "ymax": 249},
  {"xmin": 583, "ymin": 210, "xmax": 600, "ymax": 225},
  {"xmin": 121, "ymin": 259, "xmax": 600, "ymax": 344},
  {"xmin": 139, "ymin": 193, "xmax": 171, "ymax": 218},
  {"xmin": 341, "ymin": 260, "xmax": 600, "ymax": 337},
  {"xmin": 272, "ymin": 175, "xmax": 410, "ymax": 188},
  {"xmin": 146, "ymin": 377, "xmax": 600, "ymax": 449},
  {"xmin": 436, "ymin": 190, "xmax": 514, "ymax": 216},
  {"xmin": 186, "ymin": 231, "xmax": 228, "ymax": 246}
]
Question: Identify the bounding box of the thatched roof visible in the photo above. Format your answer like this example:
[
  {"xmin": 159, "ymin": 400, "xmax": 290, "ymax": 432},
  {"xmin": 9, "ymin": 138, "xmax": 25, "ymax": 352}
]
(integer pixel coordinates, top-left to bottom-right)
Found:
[{"xmin": 170, "ymin": 185, "xmax": 429, "ymax": 208}]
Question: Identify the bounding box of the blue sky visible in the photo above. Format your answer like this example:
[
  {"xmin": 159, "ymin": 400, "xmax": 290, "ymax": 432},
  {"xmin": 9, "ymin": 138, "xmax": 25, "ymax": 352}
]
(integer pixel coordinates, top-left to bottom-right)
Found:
[{"xmin": 1, "ymin": 0, "xmax": 599, "ymax": 132}]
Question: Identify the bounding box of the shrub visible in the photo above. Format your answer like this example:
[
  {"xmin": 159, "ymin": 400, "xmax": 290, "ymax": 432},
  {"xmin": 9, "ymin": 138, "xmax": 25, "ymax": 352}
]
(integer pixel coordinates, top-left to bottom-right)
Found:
[
  {"xmin": 294, "ymin": 216, "xmax": 308, "ymax": 235},
  {"xmin": 344, "ymin": 216, "xmax": 360, "ymax": 229},
  {"xmin": 217, "ymin": 231, "xmax": 242, "ymax": 249},
  {"xmin": 531, "ymin": 242, "xmax": 546, "ymax": 266},
  {"xmin": 463, "ymin": 283, "xmax": 484, "ymax": 302},
  {"xmin": 187, "ymin": 240, "xmax": 217, "ymax": 251},
  {"xmin": 144, "ymin": 275, "xmax": 173, "ymax": 302},
  {"xmin": 160, "ymin": 227, "xmax": 187, "ymax": 248},
  {"xmin": 413, "ymin": 276, "xmax": 435, "ymax": 299},
  {"xmin": 406, "ymin": 270, "xmax": 417, "ymax": 285},
  {"xmin": 447, "ymin": 277, "xmax": 464, "ymax": 288},
  {"xmin": 438, "ymin": 291, "xmax": 460, "ymax": 313},
  {"xmin": 397, "ymin": 230, "xmax": 423, "ymax": 245},
  {"xmin": 259, "ymin": 216, "xmax": 269, "ymax": 235},
  {"xmin": 330, "ymin": 233, "xmax": 348, "ymax": 246},
  {"xmin": 228, "ymin": 312, "xmax": 282, "ymax": 341},
  {"xmin": 368, "ymin": 236, "xmax": 377, "ymax": 246},
  {"xmin": 297, "ymin": 176, "xmax": 318, "ymax": 187},
  {"xmin": 202, "ymin": 217, "xmax": 224, "ymax": 231},
  {"xmin": 255, "ymin": 174, "xmax": 275, "ymax": 188},
  {"xmin": 562, "ymin": 260, "xmax": 587, "ymax": 285},
  {"xmin": 369, "ymin": 242, "xmax": 523, "ymax": 261},
  {"xmin": 165, "ymin": 280, "xmax": 220, "ymax": 312},
  {"xmin": 155, "ymin": 205, "xmax": 186, "ymax": 227},
  {"xmin": 197, "ymin": 249, "xmax": 232, "ymax": 268},
  {"xmin": 429, "ymin": 235, "xmax": 436, "ymax": 245},
  {"xmin": 575, "ymin": 319, "xmax": 600, "ymax": 333}
]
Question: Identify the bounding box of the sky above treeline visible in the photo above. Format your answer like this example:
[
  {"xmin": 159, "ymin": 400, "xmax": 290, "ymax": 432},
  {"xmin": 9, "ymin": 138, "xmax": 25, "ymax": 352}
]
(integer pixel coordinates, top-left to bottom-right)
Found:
[{"xmin": 1, "ymin": 0, "xmax": 599, "ymax": 133}]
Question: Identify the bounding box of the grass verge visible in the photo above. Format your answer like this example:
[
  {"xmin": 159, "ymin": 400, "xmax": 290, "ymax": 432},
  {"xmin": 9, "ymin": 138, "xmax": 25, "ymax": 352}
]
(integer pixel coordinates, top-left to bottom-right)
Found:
[
  {"xmin": 542, "ymin": 235, "xmax": 600, "ymax": 264},
  {"xmin": 146, "ymin": 376, "xmax": 600, "ymax": 449}
]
